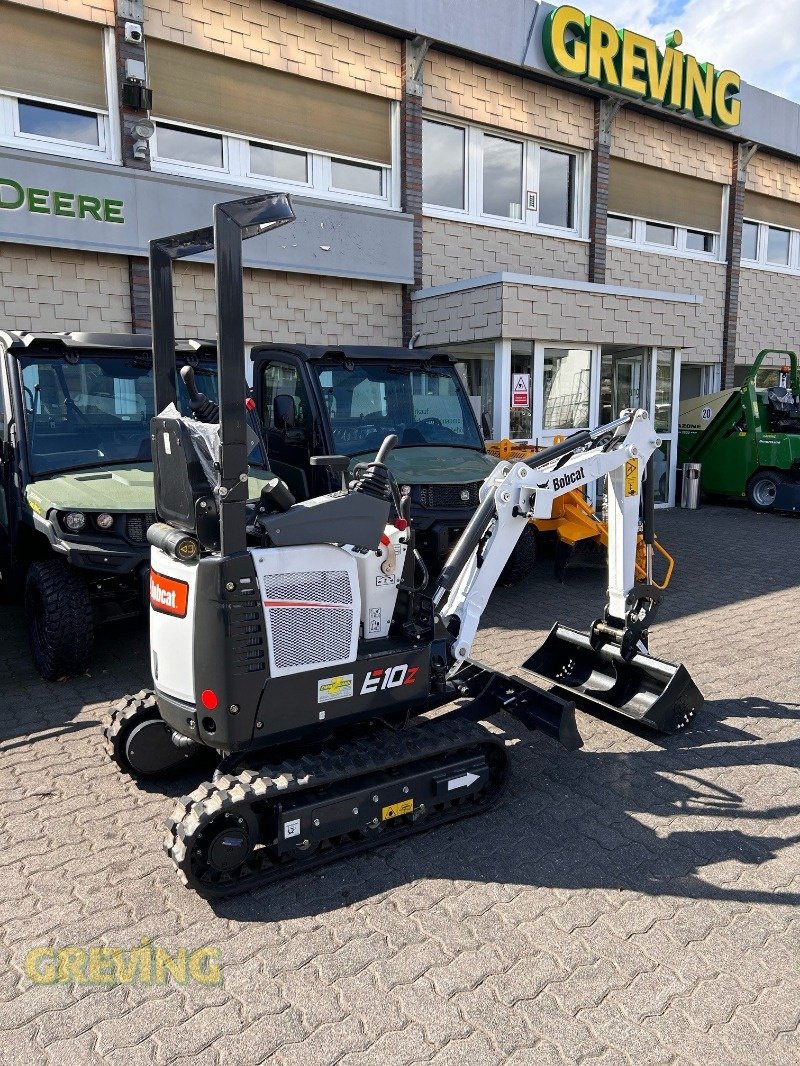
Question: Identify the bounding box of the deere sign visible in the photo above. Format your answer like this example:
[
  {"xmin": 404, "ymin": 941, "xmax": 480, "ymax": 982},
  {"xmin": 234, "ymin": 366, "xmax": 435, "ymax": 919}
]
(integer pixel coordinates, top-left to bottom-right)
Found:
[{"xmin": 542, "ymin": 6, "xmax": 742, "ymax": 129}]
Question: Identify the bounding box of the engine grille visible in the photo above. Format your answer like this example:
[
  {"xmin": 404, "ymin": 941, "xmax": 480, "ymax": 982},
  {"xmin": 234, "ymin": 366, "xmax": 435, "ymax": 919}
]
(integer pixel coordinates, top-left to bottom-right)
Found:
[
  {"xmin": 419, "ymin": 482, "xmax": 481, "ymax": 509},
  {"xmin": 261, "ymin": 570, "xmax": 353, "ymax": 605},
  {"xmin": 269, "ymin": 607, "xmax": 354, "ymax": 670},
  {"xmin": 126, "ymin": 513, "xmax": 156, "ymax": 543},
  {"xmin": 261, "ymin": 568, "xmax": 357, "ymax": 674}
]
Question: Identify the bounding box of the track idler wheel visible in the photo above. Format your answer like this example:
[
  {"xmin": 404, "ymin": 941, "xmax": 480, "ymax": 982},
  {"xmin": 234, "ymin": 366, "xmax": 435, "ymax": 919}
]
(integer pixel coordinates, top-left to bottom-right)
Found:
[{"xmin": 105, "ymin": 691, "xmax": 200, "ymax": 778}]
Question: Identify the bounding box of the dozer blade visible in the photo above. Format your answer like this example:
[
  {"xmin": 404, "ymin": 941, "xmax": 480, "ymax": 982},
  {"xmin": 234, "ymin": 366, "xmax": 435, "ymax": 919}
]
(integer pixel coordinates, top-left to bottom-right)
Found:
[
  {"xmin": 523, "ymin": 624, "xmax": 703, "ymax": 734},
  {"xmin": 448, "ymin": 660, "xmax": 583, "ymax": 751}
]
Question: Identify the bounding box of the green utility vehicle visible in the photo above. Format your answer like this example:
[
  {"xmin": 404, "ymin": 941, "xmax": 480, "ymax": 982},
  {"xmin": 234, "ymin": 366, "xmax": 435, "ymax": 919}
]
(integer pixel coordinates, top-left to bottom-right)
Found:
[
  {"xmin": 0, "ymin": 332, "xmax": 271, "ymax": 679},
  {"xmin": 251, "ymin": 345, "xmax": 536, "ymax": 582},
  {"xmin": 677, "ymin": 349, "xmax": 800, "ymax": 512}
]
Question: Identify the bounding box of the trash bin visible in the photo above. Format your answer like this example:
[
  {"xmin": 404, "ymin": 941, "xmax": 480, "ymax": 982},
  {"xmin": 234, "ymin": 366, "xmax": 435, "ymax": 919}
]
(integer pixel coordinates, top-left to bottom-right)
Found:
[{"xmin": 681, "ymin": 463, "xmax": 701, "ymax": 509}]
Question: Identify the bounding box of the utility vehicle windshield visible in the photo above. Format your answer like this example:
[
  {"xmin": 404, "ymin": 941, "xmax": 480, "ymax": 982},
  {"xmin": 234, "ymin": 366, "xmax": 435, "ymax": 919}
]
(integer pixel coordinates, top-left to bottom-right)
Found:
[
  {"xmin": 313, "ymin": 363, "xmax": 483, "ymax": 454},
  {"xmin": 19, "ymin": 355, "xmax": 264, "ymax": 476}
]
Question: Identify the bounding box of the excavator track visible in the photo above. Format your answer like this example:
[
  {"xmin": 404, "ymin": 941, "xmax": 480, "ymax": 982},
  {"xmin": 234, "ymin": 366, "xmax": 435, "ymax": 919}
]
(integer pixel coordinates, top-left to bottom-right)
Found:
[{"xmin": 164, "ymin": 717, "xmax": 508, "ymax": 898}]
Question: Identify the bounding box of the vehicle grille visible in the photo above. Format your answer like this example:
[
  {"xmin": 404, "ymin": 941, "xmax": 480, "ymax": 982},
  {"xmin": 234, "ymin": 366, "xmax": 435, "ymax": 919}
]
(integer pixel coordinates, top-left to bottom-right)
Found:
[
  {"xmin": 419, "ymin": 482, "xmax": 481, "ymax": 509},
  {"xmin": 126, "ymin": 513, "xmax": 156, "ymax": 543}
]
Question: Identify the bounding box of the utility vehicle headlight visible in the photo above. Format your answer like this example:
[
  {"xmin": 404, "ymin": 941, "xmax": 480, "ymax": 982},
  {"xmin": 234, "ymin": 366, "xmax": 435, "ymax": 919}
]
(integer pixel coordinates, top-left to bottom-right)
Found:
[
  {"xmin": 64, "ymin": 512, "xmax": 86, "ymax": 532},
  {"xmin": 96, "ymin": 513, "xmax": 114, "ymax": 530}
]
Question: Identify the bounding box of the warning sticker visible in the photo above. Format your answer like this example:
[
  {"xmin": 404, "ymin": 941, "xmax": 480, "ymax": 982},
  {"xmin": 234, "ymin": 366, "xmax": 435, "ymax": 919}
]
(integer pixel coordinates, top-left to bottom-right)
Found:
[
  {"xmin": 283, "ymin": 818, "xmax": 301, "ymax": 839},
  {"xmin": 317, "ymin": 673, "xmax": 354, "ymax": 703},
  {"xmin": 368, "ymin": 607, "xmax": 382, "ymax": 635},
  {"xmin": 382, "ymin": 798, "xmax": 414, "ymax": 821},
  {"xmin": 624, "ymin": 458, "xmax": 639, "ymax": 497}
]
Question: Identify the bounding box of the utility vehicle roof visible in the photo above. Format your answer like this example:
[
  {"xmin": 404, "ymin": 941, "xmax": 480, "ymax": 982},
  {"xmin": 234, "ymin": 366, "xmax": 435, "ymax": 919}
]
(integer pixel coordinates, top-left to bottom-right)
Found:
[
  {"xmin": 0, "ymin": 331, "xmax": 216, "ymax": 355},
  {"xmin": 249, "ymin": 344, "xmax": 456, "ymax": 363}
]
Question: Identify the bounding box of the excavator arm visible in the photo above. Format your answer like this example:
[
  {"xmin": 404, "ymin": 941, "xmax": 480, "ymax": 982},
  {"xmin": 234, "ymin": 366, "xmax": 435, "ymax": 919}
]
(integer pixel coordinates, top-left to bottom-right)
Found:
[
  {"xmin": 435, "ymin": 410, "xmax": 657, "ymax": 665},
  {"xmin": 431, "ymin": 409, "xmax": 702, "ymax": 734}
]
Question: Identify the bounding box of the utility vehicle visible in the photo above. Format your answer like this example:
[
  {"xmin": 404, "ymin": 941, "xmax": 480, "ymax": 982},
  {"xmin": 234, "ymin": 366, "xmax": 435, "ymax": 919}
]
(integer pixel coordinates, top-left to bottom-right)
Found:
[{"xmin": 0, "ymin": 332, "xmax": 271, "ymax": 679}]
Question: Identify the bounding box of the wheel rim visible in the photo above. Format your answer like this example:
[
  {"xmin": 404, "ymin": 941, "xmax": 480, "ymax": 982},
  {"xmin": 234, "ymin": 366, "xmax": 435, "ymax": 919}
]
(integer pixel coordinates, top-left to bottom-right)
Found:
[{"xmin": 753, "ymin": 479, "xmax": 777, "ymax": 506}]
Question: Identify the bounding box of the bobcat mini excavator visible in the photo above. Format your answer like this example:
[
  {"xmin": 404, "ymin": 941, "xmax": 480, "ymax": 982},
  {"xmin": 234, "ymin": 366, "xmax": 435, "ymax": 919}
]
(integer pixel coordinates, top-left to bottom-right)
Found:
[{"xmin": 105, "ymin": 194, "xmax": 703, "ymax": 898}]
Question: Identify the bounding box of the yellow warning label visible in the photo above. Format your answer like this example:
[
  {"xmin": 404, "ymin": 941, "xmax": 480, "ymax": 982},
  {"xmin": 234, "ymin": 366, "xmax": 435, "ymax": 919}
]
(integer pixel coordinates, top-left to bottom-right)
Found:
[
  {"xmin": 382, "ymin": 798, "xmax": 413, "ymax": 821},
  {"xmin": 624, "ymin": 458, "xmax": 639, "ymax": 497}
]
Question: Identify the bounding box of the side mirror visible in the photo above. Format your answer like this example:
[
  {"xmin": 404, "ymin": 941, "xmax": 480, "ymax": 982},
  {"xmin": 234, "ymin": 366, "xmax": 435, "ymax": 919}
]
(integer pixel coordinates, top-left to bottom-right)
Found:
[{"xmin": 273, "ymin": 393, "xmax": 296, "ymax": 431}]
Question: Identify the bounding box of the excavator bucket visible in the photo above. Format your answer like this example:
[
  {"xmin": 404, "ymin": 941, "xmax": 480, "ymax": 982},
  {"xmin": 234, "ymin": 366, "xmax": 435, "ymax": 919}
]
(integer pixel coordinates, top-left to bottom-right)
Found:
[{"xmin": 524, "ymin": 624, "xmax": 703, "ymax": 734}]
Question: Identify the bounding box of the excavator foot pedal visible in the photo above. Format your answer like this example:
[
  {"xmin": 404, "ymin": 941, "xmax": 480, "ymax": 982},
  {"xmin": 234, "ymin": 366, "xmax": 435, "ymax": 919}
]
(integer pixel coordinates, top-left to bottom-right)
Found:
[{"xmin": 524, "ymin": 624, "xmax": 703, "ymax": 734}]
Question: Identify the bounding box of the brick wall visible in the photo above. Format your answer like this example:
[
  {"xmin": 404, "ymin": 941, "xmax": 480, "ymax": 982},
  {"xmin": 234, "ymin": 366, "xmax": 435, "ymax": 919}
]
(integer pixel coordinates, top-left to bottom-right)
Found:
[
  {"xmin": 606, "ymin": 248, "xmax": 726, "ymax": 362},
  {"xmin": 423, "ymin": 51, "xmax": 593, "ymax": 148},
  {"xmin": 745, "ymin": 151, "xmax": 800, "ymax": 200},
  {"xmin": 422, "ymin": 218, "xmax": 589, "ymax": 288},
  {"xmin": 0, "ymin": 245, "xmax": 131, "ymax": 331},
  {"xmin": 412, "ymin": 280, "xmax": 699, "ymax": 350},
  {"xmin": 171, "ymin": 264, "xmax": 402, "ymax": 345},
  {"xmin": 737, "ymin": 267, "xmax": 800, "ymax": 365},
  {"xmin": 144, "ymin": 0, "xmax": 401, "ymax": 98},
  {"xmin": 610, "ymin": 109, "xmax": 731, "ymax": 183},
  {"xmin": 6, "ymin": 0, "xmax": 114, "ymax": 24}
]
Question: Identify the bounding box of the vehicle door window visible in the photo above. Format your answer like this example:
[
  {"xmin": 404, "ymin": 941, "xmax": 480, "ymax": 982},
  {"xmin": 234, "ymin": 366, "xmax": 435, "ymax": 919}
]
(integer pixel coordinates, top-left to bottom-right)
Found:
[{"xmin": 262, "ymin": 363, "xmax": 310, "ymax": 433}]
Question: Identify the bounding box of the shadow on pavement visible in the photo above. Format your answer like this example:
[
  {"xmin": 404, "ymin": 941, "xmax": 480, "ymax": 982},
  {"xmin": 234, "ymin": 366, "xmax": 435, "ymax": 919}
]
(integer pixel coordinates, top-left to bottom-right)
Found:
[{"xmin": 131, "ymin": 694, "xmax": 798, "ymax": 923}]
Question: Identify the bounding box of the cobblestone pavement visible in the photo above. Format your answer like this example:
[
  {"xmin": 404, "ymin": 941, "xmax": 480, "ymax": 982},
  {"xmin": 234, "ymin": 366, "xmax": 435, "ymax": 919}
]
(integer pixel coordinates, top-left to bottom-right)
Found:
[{"xmin": 0, "ymin": 504, "xmax": 798, "ymax": 1065}]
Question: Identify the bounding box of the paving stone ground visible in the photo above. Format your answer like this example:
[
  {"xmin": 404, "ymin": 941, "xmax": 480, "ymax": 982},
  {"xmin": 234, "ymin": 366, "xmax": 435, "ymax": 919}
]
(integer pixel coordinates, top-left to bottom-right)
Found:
[{"xmin": 0, "ymin": 503, "xmax": 798, "ymax": 1065}]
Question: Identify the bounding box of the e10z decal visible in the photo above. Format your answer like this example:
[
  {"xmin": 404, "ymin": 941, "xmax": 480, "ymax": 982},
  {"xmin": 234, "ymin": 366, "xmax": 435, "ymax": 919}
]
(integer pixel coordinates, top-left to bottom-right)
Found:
[{"xmin": 360, "ymin": 664, "xmax": 420, "ymax": 695}]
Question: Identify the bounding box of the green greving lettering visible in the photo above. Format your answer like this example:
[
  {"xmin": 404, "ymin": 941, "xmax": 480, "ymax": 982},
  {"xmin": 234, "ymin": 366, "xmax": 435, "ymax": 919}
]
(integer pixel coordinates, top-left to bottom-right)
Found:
[{"xmin": 0, "ymin": 180, "xmax": 125, "ymax": 222}]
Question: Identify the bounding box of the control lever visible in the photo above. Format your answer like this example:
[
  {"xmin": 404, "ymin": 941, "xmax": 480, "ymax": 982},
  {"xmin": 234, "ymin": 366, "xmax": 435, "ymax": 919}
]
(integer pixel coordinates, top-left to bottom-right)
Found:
[
  {"xmin": 180, "ymin": 365, "xmax": 219, "ymax": 423},
  {"xmin": 375, "ymin": 433, "xmax": 399, "ymax": 465}
]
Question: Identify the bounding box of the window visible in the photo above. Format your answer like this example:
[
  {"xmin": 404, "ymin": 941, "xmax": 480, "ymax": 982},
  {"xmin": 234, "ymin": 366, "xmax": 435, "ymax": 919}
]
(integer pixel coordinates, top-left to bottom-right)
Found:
[
  {"xmin": 741, "ymin": 218, "xmax": 800, "ymax": 272},
  {"xmin": 17, "ymin": 100, "xmax": 99, "ymax": 146},
  {"xmin": 312, "ymin": 362, "xmax": 482, "ymax": 454},
  {"xmin": 741, "ymin": 220, "xmax": 759, "ymax": 261},
  {"xmin": 608, "ymin": 214, "xmax": 633, "ymax": 239},
  {"xmin": 422, "ymin": 120, "xmax": 465, "ymax": 210},
  {"xmin": 766, "ymin": 226, "xmax": 790, "ymax": 266},
  {"xmin": 250, "ymin": 143, "xmax": 308, "ymax": 183},
  {"xmin": 422, "ymin": 117, "xmax": 582, "ymax": 233},
  {"xmin": 0, "ymin": 6, "xmax": 114, "ymax": 161},
  {"xmin": 608, "ymin": 214, "xmax": 719, "ymax": 257},
  {"xmin": 482, "ymin": 134, "xmax": 523, "ymax": 219},
  {"xmin": 645, "ymin": 221, "xmax": 676, "ymax": 247},
  {"xmin": 542, "ymin": 347, "xmax": 591, "ymax": 429},
  {"xmin": 156, "ymin": 124, "xmax": 223, "ymax": 168},
  {"xmin": 686, "ymin": 229, "xmax": 714, "ymax": 254},
  {"xmin": 152, "ymin": 121, "xmax": 393, "ymax": 207},
  {"xmin": 539, "ymin": 148, "xmax": 574, "ymax": 229},
  {"xmin": 330, "ymin": 158, "xmax": 383, "ymax": 196}
]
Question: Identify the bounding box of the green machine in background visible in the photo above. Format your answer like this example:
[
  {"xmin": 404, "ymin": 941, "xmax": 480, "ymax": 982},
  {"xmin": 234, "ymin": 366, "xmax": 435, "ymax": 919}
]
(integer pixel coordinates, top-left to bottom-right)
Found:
[{"xmin": 677, "ymin": 349, "xmax": 800, "ymax": 513}]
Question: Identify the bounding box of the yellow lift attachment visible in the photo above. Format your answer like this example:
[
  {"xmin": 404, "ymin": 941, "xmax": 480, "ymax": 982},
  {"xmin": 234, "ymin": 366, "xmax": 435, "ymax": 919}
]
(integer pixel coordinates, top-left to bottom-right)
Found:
[{"xmin": 487, "ymin": 439, "xmax": 674, "ymax": 589}]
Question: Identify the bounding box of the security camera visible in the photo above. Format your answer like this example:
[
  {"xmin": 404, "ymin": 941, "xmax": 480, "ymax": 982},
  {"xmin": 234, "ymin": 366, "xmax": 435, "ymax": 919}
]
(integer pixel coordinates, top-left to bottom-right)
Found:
[
  {"xmin": 133, "ymin": 139, "xmax": 149, "ymax": 161},
  {"xmin": 124, "ymin": 22, "xmax": 143, "ymax": 45}
]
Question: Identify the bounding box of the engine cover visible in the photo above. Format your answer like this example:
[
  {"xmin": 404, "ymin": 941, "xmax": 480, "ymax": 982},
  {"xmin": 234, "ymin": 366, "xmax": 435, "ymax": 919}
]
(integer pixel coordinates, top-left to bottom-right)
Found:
[{"xmin": 251, "ymin": 545, "xmax": 361, "ymax": 677}]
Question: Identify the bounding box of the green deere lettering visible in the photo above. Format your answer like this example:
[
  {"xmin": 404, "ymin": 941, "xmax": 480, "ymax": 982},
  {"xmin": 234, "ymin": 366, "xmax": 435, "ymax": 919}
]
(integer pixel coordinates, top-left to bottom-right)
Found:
[{"xmin": 0, "ymin": 179, "xmax": 125, "ymax": 222}]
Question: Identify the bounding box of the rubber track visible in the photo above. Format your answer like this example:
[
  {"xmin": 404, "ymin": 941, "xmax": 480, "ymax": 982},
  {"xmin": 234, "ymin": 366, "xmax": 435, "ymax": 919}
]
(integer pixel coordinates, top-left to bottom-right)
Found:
[
  {"xmin": 103, "ymin": 690, "xmax": 160, "ymax": 768},
  {"xmin": 164, "ymin": 716, "xmax": 508, "ymax": 898}
]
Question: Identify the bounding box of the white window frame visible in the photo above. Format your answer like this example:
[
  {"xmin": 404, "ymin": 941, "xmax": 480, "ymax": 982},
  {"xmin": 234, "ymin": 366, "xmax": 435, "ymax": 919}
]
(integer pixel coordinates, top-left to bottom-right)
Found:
[
  {"xmin": 0, "ymin": 28, "xmax": 119, "ymax": 164},
  {"xmin": 422, "ymin": 115, "xmax": 588, "ymax": 241},
  {"xmin": 149, "ymin": 109, "xmax": 399, "ymax": 211},
  {"xmin": 607, "ymin": 212, "xmax": 721, "ymax": 262},
  {"xmin": 740, "ymin": 217, "xmax": 800, "ymax": 275}
]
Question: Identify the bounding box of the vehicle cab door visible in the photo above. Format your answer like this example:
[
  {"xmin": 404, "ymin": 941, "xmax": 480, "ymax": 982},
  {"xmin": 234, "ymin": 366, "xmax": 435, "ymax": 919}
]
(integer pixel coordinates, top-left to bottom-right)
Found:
[{"xmin": 252, "ymin": 353, "xmax": 321, "ymax": 501}]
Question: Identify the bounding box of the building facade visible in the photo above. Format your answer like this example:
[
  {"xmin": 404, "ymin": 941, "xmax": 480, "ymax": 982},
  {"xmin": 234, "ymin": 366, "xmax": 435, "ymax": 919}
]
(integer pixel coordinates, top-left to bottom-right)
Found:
[{"xmin": 1, "ymin": 0, "xmax": 800, "ymax": 504}]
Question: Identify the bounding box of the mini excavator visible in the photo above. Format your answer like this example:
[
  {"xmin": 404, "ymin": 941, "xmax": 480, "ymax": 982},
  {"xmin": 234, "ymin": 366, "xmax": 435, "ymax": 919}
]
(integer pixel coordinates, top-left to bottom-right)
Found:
[{"xmin": 105, "ymin": 194, "xmax": 703, "ymax": 898}]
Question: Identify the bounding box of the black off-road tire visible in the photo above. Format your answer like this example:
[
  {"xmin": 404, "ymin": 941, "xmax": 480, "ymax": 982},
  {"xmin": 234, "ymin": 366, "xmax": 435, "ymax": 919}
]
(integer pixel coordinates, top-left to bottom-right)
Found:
[
  {"xmin": 745, "ymin": 469, "xmax": 785, "ymax": 512},
  {"xmin": 24, "ymin": 559, "xmax": 94, "ymax": 680},
  {"xmin": 499, "ymin": 522, "xmax": 537, "ymax": 586}
]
